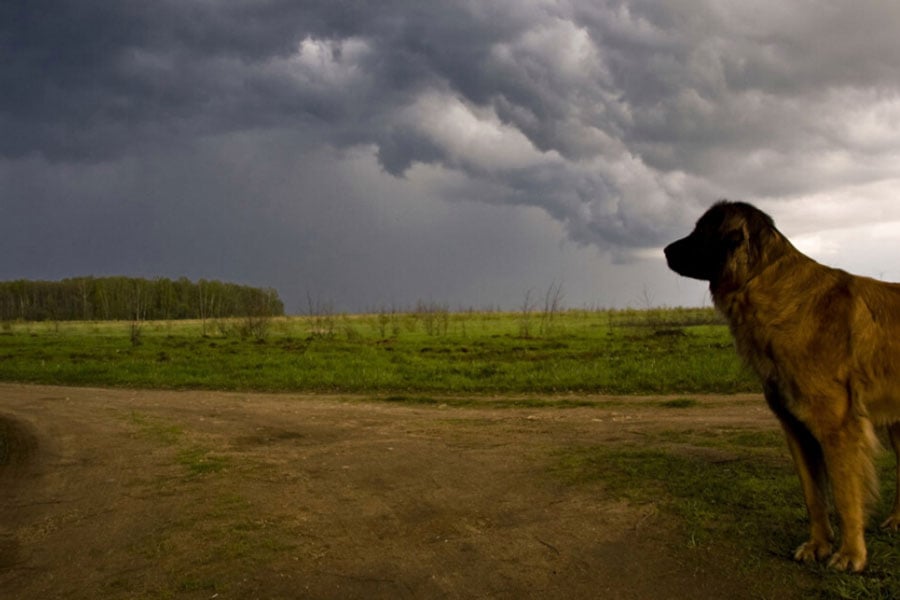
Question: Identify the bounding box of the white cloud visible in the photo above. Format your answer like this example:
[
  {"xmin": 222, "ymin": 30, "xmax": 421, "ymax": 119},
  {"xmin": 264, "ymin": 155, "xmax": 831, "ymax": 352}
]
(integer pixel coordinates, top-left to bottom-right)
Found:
[
  {"xmin": 402, "ymin": 92, "xmax": 559, "ymax": 172},
  {"xmin": 275, "ymin": 36, "xmax": 371, "ymax": 89},
  {"xmin": 757, "ymin": 179, "xmax": 900, "ymax": 235}
]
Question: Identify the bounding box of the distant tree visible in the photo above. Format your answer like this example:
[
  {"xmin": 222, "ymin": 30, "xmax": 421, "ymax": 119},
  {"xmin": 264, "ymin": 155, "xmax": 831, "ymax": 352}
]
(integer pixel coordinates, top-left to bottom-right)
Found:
[
  {"xmin": 128, "ymin": 279, "xmax": 148, "ymax": 346},
  {"xmin": 0, "ymin": 277, "xmax": 285, "ymax": 322}
]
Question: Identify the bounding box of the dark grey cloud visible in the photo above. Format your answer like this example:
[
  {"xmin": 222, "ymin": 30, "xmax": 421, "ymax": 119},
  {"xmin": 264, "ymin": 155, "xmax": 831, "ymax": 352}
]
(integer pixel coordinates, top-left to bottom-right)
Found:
[{"xmin": 3, "ymin": 1, "xmax": 900, "ymax": 310}]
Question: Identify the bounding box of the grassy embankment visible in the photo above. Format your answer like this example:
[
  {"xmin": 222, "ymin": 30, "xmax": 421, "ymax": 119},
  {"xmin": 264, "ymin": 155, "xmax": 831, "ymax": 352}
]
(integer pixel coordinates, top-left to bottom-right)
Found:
[{"xmin": 0, "ymin": 306, "xmax": 756, "ymax": 396}]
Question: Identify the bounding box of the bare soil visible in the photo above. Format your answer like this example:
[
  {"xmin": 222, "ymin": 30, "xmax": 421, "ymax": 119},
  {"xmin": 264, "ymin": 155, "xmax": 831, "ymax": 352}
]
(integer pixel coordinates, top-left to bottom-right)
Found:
[{"xmin": 0, "ymin": 384, "xmax": 802, "ymax": 599}]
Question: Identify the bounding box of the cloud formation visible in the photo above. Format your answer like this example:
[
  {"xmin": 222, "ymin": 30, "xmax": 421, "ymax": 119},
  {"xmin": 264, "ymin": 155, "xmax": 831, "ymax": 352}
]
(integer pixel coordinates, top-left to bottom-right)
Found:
[{"xmin": 4, "ymin": 1, "xmax": 900, "ymax": 309}]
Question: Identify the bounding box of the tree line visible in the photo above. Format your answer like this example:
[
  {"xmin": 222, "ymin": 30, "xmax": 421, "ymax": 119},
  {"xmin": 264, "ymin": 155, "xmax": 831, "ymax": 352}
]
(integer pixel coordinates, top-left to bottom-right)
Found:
[{"xmin": 0, "ymin": 276, "xmax": 284, "ymax": 322}]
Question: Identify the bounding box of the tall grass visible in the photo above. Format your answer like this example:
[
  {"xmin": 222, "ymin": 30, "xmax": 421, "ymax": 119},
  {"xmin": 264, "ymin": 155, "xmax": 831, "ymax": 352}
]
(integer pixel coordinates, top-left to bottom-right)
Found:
[{"xmin": 0, "ymin": 307, "xmax": 756, "ymax": 395}]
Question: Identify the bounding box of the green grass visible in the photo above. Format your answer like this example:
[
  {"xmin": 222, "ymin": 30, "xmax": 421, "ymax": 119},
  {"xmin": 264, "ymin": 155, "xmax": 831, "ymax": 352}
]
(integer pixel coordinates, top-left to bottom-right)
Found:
[
  {"xmin": 0, "ymin": 308, "xmax": 757, "ymax": 395},
  {"xmin": 128, "ymin": 412, "xmax": 183, "ymax": 445},
  {"xmin": 553, "ymin": 428, "xmax": 900, "ymax": 599},
  {"xmin": 177, "ymin": 447, "xmax": 229, "ymax": 476},
  {"xmin": 111, "ymin": 413, "xmax": 302, "ymax": 599}
]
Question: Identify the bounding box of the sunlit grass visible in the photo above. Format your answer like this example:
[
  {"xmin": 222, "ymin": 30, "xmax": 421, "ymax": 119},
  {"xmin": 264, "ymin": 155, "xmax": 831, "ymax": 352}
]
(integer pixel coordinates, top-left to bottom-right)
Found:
[{"xmin": 0, "ymin": 308, "xmax": 757, "ymax": 395}]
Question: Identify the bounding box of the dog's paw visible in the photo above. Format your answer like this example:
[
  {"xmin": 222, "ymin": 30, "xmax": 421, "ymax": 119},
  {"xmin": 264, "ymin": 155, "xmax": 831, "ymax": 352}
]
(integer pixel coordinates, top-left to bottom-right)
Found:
[
  {"xmin": 793, "ymin": 539, "xmax": 832, "ymax": 563},
  {"xmin": 827, "ymin": 548, "xmax": 866, "ymax": 573},
  {"xmin": 881, "ymin": 514, "xmax": 900, "ymax": 531}
]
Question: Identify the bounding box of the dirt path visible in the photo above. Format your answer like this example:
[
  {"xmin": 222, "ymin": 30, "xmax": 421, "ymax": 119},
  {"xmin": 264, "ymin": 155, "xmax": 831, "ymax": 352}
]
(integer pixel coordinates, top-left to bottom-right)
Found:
[{"xmin": 1, "ymin": 384, "xmax": 793, "ymax": 599}]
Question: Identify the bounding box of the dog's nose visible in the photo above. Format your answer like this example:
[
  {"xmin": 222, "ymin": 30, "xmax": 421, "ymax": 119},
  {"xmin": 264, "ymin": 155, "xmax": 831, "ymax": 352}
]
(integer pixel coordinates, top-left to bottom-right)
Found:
[{"xmin": 664, "ymin": 239, "xmax": 686, "ymax": 272}]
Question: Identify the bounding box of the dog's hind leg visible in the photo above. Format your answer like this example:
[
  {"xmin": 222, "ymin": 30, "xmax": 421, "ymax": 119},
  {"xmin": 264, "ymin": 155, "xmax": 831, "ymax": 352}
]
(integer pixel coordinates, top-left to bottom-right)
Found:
[{"xmin": 880, "ymin": 422, "xmax": 900, "ymax": 530}]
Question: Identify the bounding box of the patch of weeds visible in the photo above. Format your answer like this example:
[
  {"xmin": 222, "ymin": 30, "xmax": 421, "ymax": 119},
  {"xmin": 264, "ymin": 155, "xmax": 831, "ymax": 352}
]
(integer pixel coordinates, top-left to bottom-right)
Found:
[
  {"xmin": 558, "ymin": 442, "xmax": 799, "ymax": 522},
  {"xmin": 657, "ymin": 398, "xmax": 699, "ymax": 409},
  {"xmin": 129, "ymin": 412, "xmax": 183, "ymax": 445},
  {"xmin": 654, "ymin": 427, "xmax": 785, "ymax": 451},
  {"xmin": 177, "ymin": 446, "xmax": 228, "ymax": 476},
  {"xmin": 188, "ymin": 498, "xmax": 298, "ymax": 566},
  {"xmin": 727, "ymin": 429, "xmax": 785, "ymax": 448},
  {"xmin": 210, "ymin": 493, "xmax": 252, "ymax": 516},
  {"xmin": 554, "ymin": 443, "xmax": 803, "ymax": 596},
  {"xmin": 553, "ymin": 430, "xmax": 900, "ymax": 598}
]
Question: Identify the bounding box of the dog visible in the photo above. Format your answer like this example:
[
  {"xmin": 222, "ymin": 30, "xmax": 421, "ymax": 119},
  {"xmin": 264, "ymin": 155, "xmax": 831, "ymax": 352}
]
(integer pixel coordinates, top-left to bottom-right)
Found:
[{"xmin": 665, "ymin": 200, "xmax": 900, "ymax": 572}]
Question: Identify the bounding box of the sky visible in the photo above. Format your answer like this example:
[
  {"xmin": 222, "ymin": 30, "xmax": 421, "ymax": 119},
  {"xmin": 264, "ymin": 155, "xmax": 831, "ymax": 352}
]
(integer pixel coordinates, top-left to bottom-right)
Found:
[{"xmin": 4, "ymin": 1, "xmax": 900, "ymax": 314}]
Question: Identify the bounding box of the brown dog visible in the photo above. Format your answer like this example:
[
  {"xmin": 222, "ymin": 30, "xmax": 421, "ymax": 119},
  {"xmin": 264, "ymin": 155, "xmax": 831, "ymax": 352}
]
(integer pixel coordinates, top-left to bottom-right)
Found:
[{"xmin": 665, "ymin": 200, "xmax": 900, "ymax": 572}]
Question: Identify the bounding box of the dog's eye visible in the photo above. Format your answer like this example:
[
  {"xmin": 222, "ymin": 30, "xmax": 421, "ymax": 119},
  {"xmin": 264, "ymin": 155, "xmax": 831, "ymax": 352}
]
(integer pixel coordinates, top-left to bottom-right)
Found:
[{"xmin": 725, "ymin": 229, "xmax": 745, "ymax": 248}]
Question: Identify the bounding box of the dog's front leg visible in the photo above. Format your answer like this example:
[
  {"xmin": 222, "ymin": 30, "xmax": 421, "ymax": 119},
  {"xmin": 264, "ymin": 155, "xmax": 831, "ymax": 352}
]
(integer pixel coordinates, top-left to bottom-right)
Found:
[
  {"xmin": 777, "ymin": 415, "xmax": 834, "ymax": 563},
  {"xmin": 817, "ymin": 416, "xmax": 877, "ymax": 573},
  {"xmin": 765, "ymin": 387, "xmax": 835, "ymax": 563}
]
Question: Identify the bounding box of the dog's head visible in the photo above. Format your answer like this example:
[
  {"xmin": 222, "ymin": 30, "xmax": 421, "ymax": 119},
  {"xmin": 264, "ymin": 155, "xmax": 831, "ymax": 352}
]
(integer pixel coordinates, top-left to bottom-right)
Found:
[{"xmin": 664, "ymin": 201, "xmax": 781, "ymax": 289}]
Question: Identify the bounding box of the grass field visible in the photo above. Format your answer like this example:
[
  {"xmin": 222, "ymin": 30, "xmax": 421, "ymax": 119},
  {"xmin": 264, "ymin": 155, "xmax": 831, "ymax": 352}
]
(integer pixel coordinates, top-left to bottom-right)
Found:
[
  {"xmin": 0, "ymin": 307, "xmax": 758, "ymax": 394},
  {"xmin": 4, "ymin": 309, "xmax": 900, "ymax": 597}
]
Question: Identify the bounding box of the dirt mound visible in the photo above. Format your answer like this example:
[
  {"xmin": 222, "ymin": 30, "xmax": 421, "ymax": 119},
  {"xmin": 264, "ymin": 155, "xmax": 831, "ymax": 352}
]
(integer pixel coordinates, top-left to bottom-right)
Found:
[{"xmin": 0, "ymin": 414, "xmax": 37, "ymax": 471}]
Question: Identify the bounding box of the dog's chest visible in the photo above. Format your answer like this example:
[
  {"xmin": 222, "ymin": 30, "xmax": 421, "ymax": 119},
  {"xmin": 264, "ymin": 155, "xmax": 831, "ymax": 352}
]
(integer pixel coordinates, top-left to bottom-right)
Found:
[{"xmin": 715, "ymin": 290, "xmax": 800, "ymax": 383}]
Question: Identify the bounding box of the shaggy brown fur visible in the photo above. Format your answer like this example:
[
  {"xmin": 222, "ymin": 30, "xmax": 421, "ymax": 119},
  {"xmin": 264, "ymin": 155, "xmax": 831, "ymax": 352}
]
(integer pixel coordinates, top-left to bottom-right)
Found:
[{"xmin": 665, "ymin": 200, "xmax": 900, "ymax": 572}]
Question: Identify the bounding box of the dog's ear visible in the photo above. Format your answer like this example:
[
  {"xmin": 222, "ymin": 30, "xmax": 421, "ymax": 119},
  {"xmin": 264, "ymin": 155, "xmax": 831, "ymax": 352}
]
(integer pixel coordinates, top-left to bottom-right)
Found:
[{"xmin": 740, "ymin": 207, "xmax": 786, "ymax": 271}]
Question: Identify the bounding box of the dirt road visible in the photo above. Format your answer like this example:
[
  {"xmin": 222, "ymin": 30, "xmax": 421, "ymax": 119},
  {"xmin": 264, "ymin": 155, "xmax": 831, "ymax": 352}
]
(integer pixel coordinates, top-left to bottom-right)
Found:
[{"xmin": 1, "ymin": 384, "xmax": 796, "ymax": 599}]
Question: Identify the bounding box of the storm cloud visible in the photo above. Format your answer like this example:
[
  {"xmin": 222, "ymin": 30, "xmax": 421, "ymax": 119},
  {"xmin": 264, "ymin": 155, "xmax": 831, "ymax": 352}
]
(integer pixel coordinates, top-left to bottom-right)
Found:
[{"xmin": 4, "ymin": 1, "xmax": 900, "ymax": 310}]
